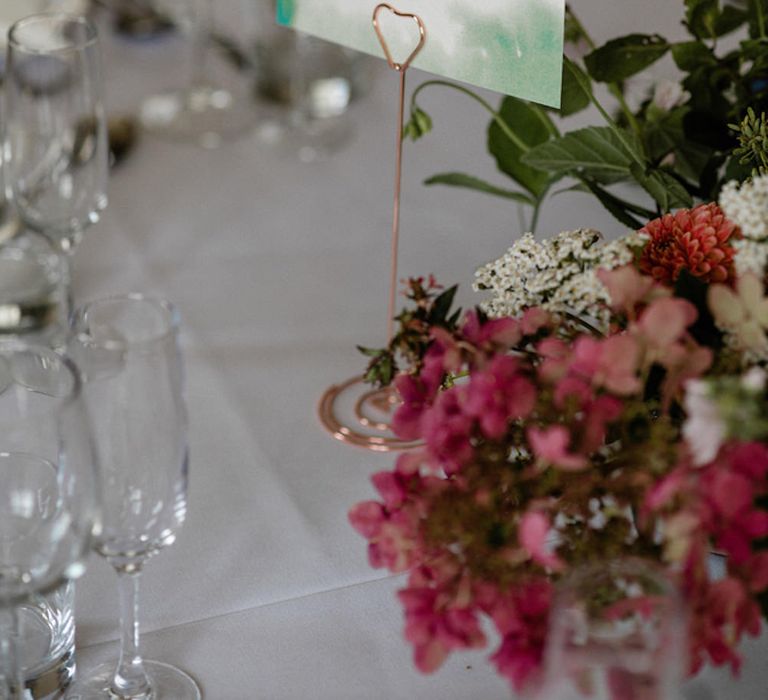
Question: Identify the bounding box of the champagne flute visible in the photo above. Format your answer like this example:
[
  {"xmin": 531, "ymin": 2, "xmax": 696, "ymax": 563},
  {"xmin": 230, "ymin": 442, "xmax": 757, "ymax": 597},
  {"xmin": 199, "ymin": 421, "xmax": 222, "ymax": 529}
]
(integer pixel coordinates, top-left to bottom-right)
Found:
[
  {"xmin": 0, "ymin": 344, "xmax": 99, "ymax": 699},
  {"xmin": 66, "ymin": 295, "xmax": 200, "ymax": 700},
  {"xmin": 4, "ymin": 13, "xmax": 108, "ymax": 257},
  {"xmin": 140, "ymin": 0, "xmax": 255, "ymax": 148}
]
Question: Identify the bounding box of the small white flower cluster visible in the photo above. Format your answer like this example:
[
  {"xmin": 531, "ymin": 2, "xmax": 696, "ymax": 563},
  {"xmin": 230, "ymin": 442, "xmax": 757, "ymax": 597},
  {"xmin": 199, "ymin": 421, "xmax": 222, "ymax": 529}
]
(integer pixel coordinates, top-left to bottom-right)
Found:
[
  {"xmin": 652, "ymin": 80, "xmax": 690, "ymax": 113},
  {"xmin": 474, "ymin": 229, "xmax": 646, "ymax": 330},
  {"xmin": 720, "ymin": 175, "xmax": 768, "ymax": 276}
]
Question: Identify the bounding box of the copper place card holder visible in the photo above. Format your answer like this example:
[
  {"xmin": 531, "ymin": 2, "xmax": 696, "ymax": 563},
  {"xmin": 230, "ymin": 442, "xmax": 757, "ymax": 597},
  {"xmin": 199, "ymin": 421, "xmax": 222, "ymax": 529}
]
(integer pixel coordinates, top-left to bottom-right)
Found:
[{"xmin": 318, "ymin": 3, "xmax": 426, "ymax": 452}]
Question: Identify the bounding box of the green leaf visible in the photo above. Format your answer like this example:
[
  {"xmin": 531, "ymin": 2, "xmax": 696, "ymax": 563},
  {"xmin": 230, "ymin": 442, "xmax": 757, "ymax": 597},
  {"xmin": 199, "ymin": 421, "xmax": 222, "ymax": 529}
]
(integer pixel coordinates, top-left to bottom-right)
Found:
[
  {"xmin": 671, "ymin": 41, "xmax": 716, "ymax": 71},
  {"xmin": 558, "ymin": 59, "xmax": 592, "ymax": 117},
  {"xmin": 584, "ymin": 34, "xmax": 670, "ymax": 83},
  {"xmin": 723, "ymin": 153, "xmax": 756, "ymax": 183},
  {"xmin": 428, "ymin": 285, "xmax": 459, "ymax": 326},
  {"xmin": 404, "ymin": 107, "xmax": 433, "ymax": 141},
  {"xmin": 629, "ymin": 163, "xmax": 693, "ymax": 211},
  {"xmin": 685, "ymin": 0, "xmax": 719, "ymax": 38},
  {"xmin": 644, "ymin": 109, "xmax": 685, "ymax": 162},
  {"xmin": 685, "ymin": 0, "xmax": 748, "ymax": 38},
  {"xmin": 487, "ymin": 97, "xmax": 555, "ymax": 198},
  {"xmin": 357, "ymin": 345, "xmax": 386, "ymax": 358},
  {"xmin": 746, "ymin": 0, "xmax": 768, "ymax": 39},
  {"xmin": 578, "ymin": 179, "xmax": 647, "ymax": 229},
  {"xmin": 714, "ymin": 4, "xmax": 749, "ymax": 35},
  {"xmin": 522, "ymin": 126, "xmax": 642, "ymax": 185},
  {"xmin": 424, "ymin": 173, "xmax": 536, "ymax": 205},
  {"xmin": 674, "ymin": 139, "xmax": 715, "ymax": 187}
]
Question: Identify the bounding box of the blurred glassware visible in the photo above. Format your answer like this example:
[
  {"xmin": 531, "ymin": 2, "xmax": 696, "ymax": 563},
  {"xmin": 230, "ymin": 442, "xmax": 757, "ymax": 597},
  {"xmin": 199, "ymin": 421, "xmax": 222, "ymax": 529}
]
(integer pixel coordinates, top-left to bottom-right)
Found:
[
  {"xmin": 0, "ymin": 55, "xmax": 69, "ymax": 352},
  {"xmin": 0, "ymin": 344, "xmax": 100, "ymax": 700},
  {"xmin": 4, "ymin": 13, "xmax": 109, "ymax": 257},
  {"xmin": 0, "ymin": 227, "xmax": 68, "ymax": 349},
  {"xmin": 12, "ymin": 582, "xmax": 76, "ymax": 700},
  {"xmin": 536, "ymin": 558, "xmax": 687, "ymax": 700},
  {"xmin": 103, "ymin": 0, "xmax": 176, "ymax": 40},
  {"xmin": 0, "ymin": 1, "xmax": 90, "ymax": 57},
  {"xmin": 140, "ymin": 0, "xmax": 256, "ymax": 148},
  {"xmin": 252, "ymin": 0, "xmax": 373, "ymax": 161},
  {"xmin": 65, "ymin": 295, "xmax": 199, "ymax": 700}
]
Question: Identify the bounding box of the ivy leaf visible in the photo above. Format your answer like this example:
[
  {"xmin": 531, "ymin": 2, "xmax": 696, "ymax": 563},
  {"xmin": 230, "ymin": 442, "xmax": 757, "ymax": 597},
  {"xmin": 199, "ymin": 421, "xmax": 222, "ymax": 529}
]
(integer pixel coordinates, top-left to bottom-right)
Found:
[
  {"xmin": 488, "ymin": 97, "xmax": 556, "ymax": 198},
  {"xmin": 630, "ymin": 163, "xmax": 693, "ymax": 211},
  {"xmin": 424, "ymin": 173, "xmax": 536, "ymax": 205},
  {"xmin": 584, "ymin": 34, "xmax": 670, "ymax": 83},
  {"xmin": 522, "ymin": 126, "xmax": 642, "ymax": 185}
]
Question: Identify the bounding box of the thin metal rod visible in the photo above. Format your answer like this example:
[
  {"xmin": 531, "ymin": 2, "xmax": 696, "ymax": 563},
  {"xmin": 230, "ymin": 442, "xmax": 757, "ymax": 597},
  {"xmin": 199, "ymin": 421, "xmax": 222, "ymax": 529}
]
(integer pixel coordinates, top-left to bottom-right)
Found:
[{"xmin": 387, "ymin": 67, "xmax": 407, "ymax": 342}]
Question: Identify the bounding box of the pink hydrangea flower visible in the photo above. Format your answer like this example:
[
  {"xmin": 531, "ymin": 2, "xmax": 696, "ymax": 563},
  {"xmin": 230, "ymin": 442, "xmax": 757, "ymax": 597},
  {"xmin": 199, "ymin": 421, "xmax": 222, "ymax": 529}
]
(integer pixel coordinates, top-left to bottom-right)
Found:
[
  {"xmin": 527, "ymin": 426, "xmax": 587, "ymax": 471},
  {"xmin": 598, "ymin": 265, "xmax": 660, "ymax": 316},
  {"xmin": 487, "ymin": 580, "xmax": 552, "ymax": 691},
  {"xmin": 398, "ymin": 571, "xmax": 486, "ymax": 674},
  {"xmin": 464, "ymin": 355, "xmax": 536, "ymax": 440},
  {"xmin": 462, "ymin": 310, "xmax": 522, "ymax": 350},
  {"xmin": 569, "ymin": 334, "xmax": 642, "ymax": 395},
  {"xmin": 421, "ymin": 387, "xmax": 475, "ymax": 474},
  {"xmin": 519, "ymin": 511, "xmax": 564, "ymax": 572},
  {"xmin": 392, "ymin": 373, "xmax": 435, "ymax": 440}
]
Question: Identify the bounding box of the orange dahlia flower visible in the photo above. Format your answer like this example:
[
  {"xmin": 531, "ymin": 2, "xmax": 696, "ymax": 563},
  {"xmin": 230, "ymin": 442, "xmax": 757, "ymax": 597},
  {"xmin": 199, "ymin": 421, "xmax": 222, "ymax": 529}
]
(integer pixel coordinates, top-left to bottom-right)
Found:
[{"xmin": 638, "ymin": 203, "xmax": 739, "ymax": 285}]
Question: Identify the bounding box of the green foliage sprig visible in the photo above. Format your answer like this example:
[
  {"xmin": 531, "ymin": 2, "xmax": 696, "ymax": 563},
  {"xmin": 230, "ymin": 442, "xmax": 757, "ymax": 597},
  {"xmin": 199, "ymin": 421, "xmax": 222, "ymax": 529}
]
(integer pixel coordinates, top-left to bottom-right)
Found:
[
  {"xmin": 405, "ymin": 0, "xmax": 768, "ymax": 230},
  {"xmin": 358, "ymin": 276, "xmax": 461, "ymax": 386},
  {"xmin": 730, "ymin": 107, "xmax": 768, "ymax": 174}
]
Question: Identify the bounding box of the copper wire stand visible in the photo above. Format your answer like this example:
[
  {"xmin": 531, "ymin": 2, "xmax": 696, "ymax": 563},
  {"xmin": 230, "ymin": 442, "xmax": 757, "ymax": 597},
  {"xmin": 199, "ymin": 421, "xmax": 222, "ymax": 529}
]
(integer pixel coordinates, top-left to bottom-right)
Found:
[{"xmin": 318, "ymin": 4, "xmax": 426, "ymax": 452}]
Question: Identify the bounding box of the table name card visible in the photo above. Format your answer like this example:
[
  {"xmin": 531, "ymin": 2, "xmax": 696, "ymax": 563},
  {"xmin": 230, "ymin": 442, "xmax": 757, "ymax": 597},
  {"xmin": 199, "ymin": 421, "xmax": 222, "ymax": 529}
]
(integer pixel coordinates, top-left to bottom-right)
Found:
[{"xmin": 277, "ymin": 0, "xmax": 564, "ymax": 107}]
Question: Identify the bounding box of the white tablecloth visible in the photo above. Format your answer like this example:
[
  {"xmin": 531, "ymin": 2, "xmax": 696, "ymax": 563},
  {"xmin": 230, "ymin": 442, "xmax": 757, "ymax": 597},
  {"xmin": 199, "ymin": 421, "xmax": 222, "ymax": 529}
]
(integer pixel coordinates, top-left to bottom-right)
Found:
[{"xmin": 71, "ymin": 3, "xmax": 768, "ymax": 698}]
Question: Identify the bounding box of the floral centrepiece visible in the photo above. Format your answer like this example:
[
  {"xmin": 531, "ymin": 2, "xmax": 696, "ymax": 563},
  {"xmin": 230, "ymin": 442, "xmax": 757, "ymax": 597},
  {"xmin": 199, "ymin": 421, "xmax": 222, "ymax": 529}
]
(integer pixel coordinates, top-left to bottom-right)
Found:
[{"xmin": 349, "ymin": 175, "xmax": 768, "ymax": 696}]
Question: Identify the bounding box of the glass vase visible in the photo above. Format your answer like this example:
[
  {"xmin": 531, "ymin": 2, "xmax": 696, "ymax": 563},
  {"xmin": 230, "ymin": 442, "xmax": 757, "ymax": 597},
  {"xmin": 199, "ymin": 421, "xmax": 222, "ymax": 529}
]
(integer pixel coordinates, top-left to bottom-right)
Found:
[{"xmin": 537, "ymin": 558, "xmax": 687, "ymax": 700}]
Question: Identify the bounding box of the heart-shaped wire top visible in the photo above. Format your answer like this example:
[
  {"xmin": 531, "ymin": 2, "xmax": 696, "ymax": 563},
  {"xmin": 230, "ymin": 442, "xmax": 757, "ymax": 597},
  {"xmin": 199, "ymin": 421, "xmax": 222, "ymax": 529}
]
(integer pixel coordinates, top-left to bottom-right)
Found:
[{"xmin": 372, "ymin": 3, "xmax": 426, "ymax": 72}]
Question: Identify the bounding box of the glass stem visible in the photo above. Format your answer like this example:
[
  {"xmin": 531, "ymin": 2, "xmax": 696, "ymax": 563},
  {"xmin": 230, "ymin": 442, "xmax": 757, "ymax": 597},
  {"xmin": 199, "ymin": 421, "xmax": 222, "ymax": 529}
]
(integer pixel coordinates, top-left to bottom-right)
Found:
[
  {"xmin": 188, "ymin": 0, "xmax": 213, "ymax": 90},
  {"xmin": 0, "ymin": 605, "xmax": 25, "ymax": 700},
  {"xmin": 111, "ymin": 571, "xmax": 151, "ymax": 699}
]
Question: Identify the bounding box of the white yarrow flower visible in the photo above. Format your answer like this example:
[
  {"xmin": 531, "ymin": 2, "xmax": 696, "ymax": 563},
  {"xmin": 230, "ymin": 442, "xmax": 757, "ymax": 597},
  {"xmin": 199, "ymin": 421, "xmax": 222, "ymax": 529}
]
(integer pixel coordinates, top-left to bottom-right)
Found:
[
  {"xmin": 474, "ymin": 229, "xmax": 646, "ymax": 330},
  {"xmin": 719, "ymin": 175, "xmax": 768, "ymax": 279},
  {"xmin": 720, "ymin": 175, "xmax": 768, "ymax": 241}
]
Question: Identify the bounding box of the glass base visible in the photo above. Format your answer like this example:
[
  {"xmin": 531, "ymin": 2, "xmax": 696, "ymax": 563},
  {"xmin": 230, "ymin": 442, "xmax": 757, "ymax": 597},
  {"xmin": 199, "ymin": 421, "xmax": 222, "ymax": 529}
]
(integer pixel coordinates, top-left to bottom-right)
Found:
[
  {"xmin": 9, "ymin": 583, "xmax": 76, "ymax": 699},
  {"xmin": 140, "ymin": 85, "xmax": 255, "ymax": 149},
  {"xmin": 65, "ymin": 660, "xmax": 201, "ymax": 700}
]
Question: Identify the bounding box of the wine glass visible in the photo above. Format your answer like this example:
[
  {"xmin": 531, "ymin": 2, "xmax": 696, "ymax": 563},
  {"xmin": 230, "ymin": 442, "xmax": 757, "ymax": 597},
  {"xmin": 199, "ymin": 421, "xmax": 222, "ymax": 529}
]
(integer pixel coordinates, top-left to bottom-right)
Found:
[
  {"xmin": 65, "ymin": 295, "xmax": 200, "ymax": 699},
  {"xmin": 0, "ymin": 343, "xmax": 99, "ymax": 699},
  {"xmin": 537, "ymin": 558, "xmax": 687, "ymax": 700},
  {"xmin": 4, "ymin": 13, "xmax": 108, "ymax": 256},
  {"xmin": 140, "ymin": 0, "xmax": 255, "ymax": 148}
]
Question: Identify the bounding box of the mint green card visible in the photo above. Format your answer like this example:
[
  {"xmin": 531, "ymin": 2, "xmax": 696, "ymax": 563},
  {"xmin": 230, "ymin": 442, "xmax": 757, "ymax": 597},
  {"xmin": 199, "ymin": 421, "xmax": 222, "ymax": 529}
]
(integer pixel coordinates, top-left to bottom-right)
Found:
[{"xmin": 276, "ymin": 0, "xmax": 564, "ymax": 107}]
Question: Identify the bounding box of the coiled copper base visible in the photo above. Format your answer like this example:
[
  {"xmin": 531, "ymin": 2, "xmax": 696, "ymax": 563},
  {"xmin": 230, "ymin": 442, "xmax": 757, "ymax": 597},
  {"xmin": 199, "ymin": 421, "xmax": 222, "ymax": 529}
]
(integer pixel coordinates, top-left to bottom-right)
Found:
[{"xmin": 318, "ymin": 375, "xmax": 422, "ymax": 452}]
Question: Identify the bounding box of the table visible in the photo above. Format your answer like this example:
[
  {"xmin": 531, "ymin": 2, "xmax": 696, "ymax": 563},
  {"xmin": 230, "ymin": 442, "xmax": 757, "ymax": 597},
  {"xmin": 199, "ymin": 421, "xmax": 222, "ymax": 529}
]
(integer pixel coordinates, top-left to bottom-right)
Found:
[{"xmin": 71, "ymin": 3, "xmax": 768, "ymax": 698}]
